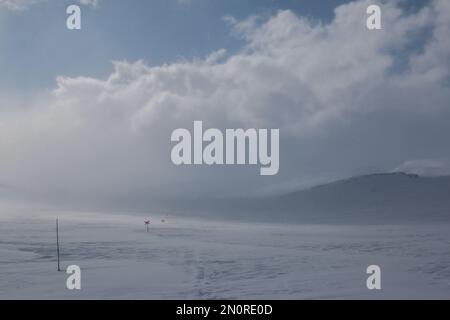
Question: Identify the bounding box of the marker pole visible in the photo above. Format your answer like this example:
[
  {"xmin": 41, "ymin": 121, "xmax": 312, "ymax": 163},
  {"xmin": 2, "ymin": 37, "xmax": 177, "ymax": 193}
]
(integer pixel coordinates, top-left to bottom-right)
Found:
[{"xmin": 56, "ymin": 218, "xmax": 61, "ymax": 272}]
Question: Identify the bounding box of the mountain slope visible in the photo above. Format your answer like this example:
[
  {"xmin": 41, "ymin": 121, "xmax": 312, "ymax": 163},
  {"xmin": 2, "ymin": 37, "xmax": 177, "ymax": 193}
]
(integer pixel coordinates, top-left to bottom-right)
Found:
[
  {"xmin": 192, "ymin": 172, "xmax": 450, "ymax": 224},
  {"xmin": 266, "ymin": 172, "xmax": 450, "ymax": 223}
]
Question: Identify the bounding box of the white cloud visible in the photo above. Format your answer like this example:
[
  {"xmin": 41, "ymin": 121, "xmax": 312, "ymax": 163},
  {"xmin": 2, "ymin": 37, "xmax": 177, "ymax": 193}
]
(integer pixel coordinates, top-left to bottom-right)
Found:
[
  {"xmin": 393, "ymin": 160, "xmax": 450, "ymax": 177},
  {"xmin": 0, "ymin": 0, "xmax": 99, "ymax": 10},
  {"xmin": 0, "ymin": 0, "xmax": 40, "ymax": 10},
  {"xmin": 79, "ymin": 0, "xmax": 98, "ymax": 6},
  {"xmin": 88, "ymin": 1, "xmax": 448, "ymax": 135},
  {"xmin": 1, "ymin": 0, "xmax": 450, "ymax": 207}
]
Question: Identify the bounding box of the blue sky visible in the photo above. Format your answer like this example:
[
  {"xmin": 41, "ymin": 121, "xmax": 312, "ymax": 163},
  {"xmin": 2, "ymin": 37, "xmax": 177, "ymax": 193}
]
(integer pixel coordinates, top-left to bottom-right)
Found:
[
  {"xmin": 0, "ymin": 0, "xmax": 431, "ymax": 91},
  {"xmin": 1, "ymin": 0, "xmax": 369, "ymax": 92}
]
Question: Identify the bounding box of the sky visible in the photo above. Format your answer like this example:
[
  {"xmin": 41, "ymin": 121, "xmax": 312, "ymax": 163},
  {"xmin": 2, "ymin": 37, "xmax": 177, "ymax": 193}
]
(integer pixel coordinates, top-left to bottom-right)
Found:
[
  {"xmin": 0, "ymin": 0, "xmax": 449, "ymax": 212},
  {"xmin": 0, "ymin": 0, "xmax": 353, "ymax": 91}
]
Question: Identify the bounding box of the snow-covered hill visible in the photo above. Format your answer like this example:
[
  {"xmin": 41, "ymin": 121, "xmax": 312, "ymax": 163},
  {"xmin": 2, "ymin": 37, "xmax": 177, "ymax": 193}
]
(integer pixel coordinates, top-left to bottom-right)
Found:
[
  {"xmin": 270, "ymin": 172, "xmax": 450, "ymax": 223},
  {"xmin": 191, "ymin": 173, "xmax": 450, "ymax": 224}
]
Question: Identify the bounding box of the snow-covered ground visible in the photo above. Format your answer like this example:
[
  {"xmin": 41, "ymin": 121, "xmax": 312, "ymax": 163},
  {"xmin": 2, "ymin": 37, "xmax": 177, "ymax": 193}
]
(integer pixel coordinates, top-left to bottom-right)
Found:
[{"xmin": 1, "ymin": 211, "xmax": 450, "ymax": 299}]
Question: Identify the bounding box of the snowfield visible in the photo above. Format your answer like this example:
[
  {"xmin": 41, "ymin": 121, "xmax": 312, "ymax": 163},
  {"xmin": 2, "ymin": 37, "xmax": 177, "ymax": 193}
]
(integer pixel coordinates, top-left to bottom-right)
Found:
[{"xmin": 1, "ymin": 211, "xmax": 450, "ymax": 299}]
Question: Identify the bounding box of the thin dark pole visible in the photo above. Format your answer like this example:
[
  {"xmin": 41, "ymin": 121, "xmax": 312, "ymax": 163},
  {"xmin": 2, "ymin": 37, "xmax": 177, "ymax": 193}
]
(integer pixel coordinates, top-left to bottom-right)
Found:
[{"xmin": 56, "ymin": 218, "xmax": 61, "ymax": 271}]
